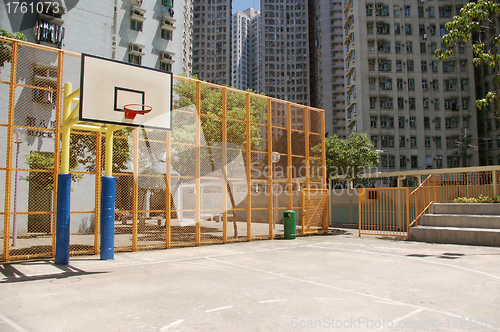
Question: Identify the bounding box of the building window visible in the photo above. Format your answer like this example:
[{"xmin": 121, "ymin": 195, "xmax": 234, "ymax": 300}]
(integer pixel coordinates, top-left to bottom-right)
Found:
[
  {"xmin": 371, "ymin": 136, "xmax": 379, "ymax": 147},
  {"xmin": 408, "ymin": 79, "xmax": 415, "ymax": 91},
  {"xmin": 395, "ymin": 42, "xmax": 401, "ymax": 53},
  {"xmin": 130, "ymin": 7, "xmax": 146, "ymax": 32},
  {"xmin": 435, "ymin": 137, "xmax": 442, "ymax": 148},
  {"xmin": 381, "ymin": 136, "xmax": 395, "ymax": 148},
  {"xmin": 432, "ymin": 80, "xmax": 439, "ymax": 91},
  {"xmin": 421, "ymin": 61, "xmax": 427, "ymax": 72},
  {"xmin": 462, "ymin": 98, "xmax": 469, "ymax": 110},
  {"xmin": 432, "ymin": 61, "xmax": 438, "ymax": 72},
  {"xmin": 370, "ymin": 116, "xmax": 377, "ymax": 128},
  {"xmin": 410, "ymin": 117, "xmax": 416, "ymax": 128},
  {"xmin": 434, "ymin": 98, "xmax": 440, "ymax": 110},
  {"xmin": 436, "ymin": 155, "xmax": 442, "ymax": 168},
  {"xmin": 461, "ymin": 79, "xmax": 468, "ymax": 91},
  {"xmin": 400, "ymin": 156, "xmax": 407, "ymax": 168},
  {"xmin": 407, "ymin": 60, "xmax": 414, "ymax": 71},
  {"xmin": 411, "ymin": 156, "xmax": 418, "ymax": 169},
  {"xmin": 398, "ymin": 97, "xmax": 404, "ymax": 109},
  {"xmin": 423, "ymin": 98, "xmax": 429, "ymax": 109},
  {"xmin": 420, "ymin": 42, "xmax": 426, "ymax": 53},
  {"xmin": 366, "ymin": 4, "xmax": 373, "ymax": 16},
  {"xmin": 424, "ymin": 117, "xmax": 430, "ymax": 129},
  {"xmin": 425, "ymin": 136, "xmax": 431, "ymax": 148},
  {"xmin": 396, "ymin": 61, "xmax": 403, "ymax": 72},
  {"xmin": 367, "ymin": 23, "xmax": 374, "ymax": 34},
  {"xmin": 381, "ymin": 116, "xmax": 394, "ymax": 128},
  {"xmin": 131, "ymin": 19, "xmax": 143, "ymax": 31},
  {"xmin": 367, "ymin": 41, "xmax": 375, "ymax": 52},
  {"xmin": 406, "ymin": 42, "xmax": 413, "ymax": 53},
  {"xmin": 399, "ymin": 136, "xmax": 406, "ymax": 147},
  {"xmin": 399, "ymin": 116, "xmax": 405, "ymax": 128},
  {"xmin": 369, "ymin": 79, "xmax": 376, "ymax": 90},
  {"xmin": 128, "ymin": 43, "xmax": 144, "ymax": 65},
  {"xmin": 394, "ymin": 24, "xmax": 401, "ymax": 35},
  {"xmin": 435, "ymin": 117, "xmax": 441, "ymax": 129},
  {"xmin": 370, "ymin": 97, "xmax": 377, "ymax": 108},
  {"xmin": 404, "ymin": 5, "xmax": 411, "ymax": 17},
  {"xmin": 405, "ymin": 24, "xmax": 412, "ymax": 35},
  {"xmin": 428, "ymin": 7, "xmax": 435, "ymax": 18}
]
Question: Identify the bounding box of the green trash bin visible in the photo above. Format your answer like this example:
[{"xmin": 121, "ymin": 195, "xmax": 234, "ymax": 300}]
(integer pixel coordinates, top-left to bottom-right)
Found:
[{"xmin": 283, "ymin": 210, "xmax": 296, "ymax": 239}]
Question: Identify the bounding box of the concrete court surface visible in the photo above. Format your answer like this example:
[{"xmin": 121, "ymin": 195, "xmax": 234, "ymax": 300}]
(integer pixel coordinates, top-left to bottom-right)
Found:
[{"xmin": 0, "ymin": 229, "xmax": 499, "ymax": 332}]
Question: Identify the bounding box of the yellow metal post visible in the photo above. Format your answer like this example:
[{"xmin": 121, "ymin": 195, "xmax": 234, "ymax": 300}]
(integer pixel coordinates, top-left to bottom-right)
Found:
[
  {"xmin": 287, "ymin": 103, "xmax": 292, "ymax": 210},
  {"xmin": 267, "ymin": 99, "xmax": 273, "ymax": 239},
  {"xmin": 132, "ymin": 128, "xmax": 139, "ymax": 251},
  {"xmin": 61, "ymin": 83, "xmax": 73, "ymax": 174},
  {"xmin": 166, "ymin": 131, "xmax": 171, "ymax": 249},
  {"xmin": 246, "ymin": 92, "xmax": 251, "ymax": 241},
  {"xmin": 195, "ymin": 82, "xmax": 201, "ymax": 246},
  {"xmin": 95, "ymin": 132, "xmax": 102, "ymax": 255},
  {"xmin": 104, "ymin": 129, "xmax": 114, "ymax": 177},
  {"xmin": 222, "ymin": 88, "xmax": 228, "ymax": 243},
  {"xmin": 4, "ymin": 41, "xmax": 18, "ymax": 262},
  {"xmin": 52, "ymin": 50, "xmax": 64, "ymax": 258}
]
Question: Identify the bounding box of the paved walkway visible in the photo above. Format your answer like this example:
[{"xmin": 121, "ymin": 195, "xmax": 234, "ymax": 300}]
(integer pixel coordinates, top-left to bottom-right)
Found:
[{"xmin": 1, "ymin": 229, "xmax": 499, "ymax": 331}]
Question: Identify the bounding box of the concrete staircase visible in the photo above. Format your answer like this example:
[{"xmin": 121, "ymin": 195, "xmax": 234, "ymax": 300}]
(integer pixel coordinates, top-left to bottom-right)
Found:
[{"xmin": 409, "ymin": 203, "xmax": 500, "ymax": 247}]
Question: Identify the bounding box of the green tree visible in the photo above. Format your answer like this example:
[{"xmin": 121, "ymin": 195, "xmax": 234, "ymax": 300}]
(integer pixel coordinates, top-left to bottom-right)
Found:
[
  {"xmin": 435, "ymin": 0, "xmax": 500, "ymax": 111},
  {"xmin": 323, "ymin": 133, "xmax": 379, "ymax": 182},
  {"xmin": 0, "ymin": 28, "xmax": 27, "ymax": 68}
]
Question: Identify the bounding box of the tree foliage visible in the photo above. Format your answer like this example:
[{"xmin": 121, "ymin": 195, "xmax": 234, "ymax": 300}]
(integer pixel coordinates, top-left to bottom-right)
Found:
[
  {"xmin": 323, "ymin": 133, "xmax": 379, "ymax": 181},
  {"xmin": 172, "ymin": 77, "xmax": 267, "ymax": 175},
  {"xmin": 435, "ymin": 0, "xmax": 500, "ymax": 111},
  {"xmin": 0, "ymin": 28, "xmax": 26, "ymax": 68}
]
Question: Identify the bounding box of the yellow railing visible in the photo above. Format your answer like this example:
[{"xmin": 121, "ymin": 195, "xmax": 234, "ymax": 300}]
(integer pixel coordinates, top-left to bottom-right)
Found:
[
  {"xmin": 409, "ymin": 171, "xmax": 499, "ymax": 227},
  {"xmin": 359, "ymin": 169, "xmax": 500, "ymax": 238}
]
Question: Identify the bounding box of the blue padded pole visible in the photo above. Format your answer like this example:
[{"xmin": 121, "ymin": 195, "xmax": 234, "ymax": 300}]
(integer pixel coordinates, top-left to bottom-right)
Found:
[
  {"xmin": 55, "ymin": 173, "xmax": 71, "ymax": 265},
  {"xmin": 100, "ymin": 176, "xmax": 116, "ymax": 260}
]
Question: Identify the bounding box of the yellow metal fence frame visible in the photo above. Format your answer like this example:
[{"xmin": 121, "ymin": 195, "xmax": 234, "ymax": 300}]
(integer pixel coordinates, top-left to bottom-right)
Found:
[{"xmin": 0, "ymin": 37, "xmax": 327, "ymax": 262}]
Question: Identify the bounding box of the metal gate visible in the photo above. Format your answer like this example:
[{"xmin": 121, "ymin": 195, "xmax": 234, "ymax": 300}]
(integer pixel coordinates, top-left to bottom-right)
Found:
[
  {"xmin": 358, "ymin": 188, "xmax": 409, "ymax": 238},
  {"xmin": 301, "ymin": 188, "xmax": 328, "ymax": 234}
]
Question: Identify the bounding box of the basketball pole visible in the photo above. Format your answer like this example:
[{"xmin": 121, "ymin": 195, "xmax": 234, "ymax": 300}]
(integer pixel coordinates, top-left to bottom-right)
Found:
[{"xmin": 55, "ymin": 82, "xmax": 124, "ymax": 264}]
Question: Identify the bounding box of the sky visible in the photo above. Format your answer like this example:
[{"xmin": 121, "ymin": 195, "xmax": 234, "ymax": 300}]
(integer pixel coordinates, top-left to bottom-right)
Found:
[{"xmin": 232, "ymin": 0, "xmax": 260, "ymax": 13}]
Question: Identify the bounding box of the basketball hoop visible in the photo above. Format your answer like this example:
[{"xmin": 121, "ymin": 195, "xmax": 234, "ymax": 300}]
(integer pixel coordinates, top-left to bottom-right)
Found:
[{"xmin": 123, "ymin": 104, "xmax": 153, "ymax": 120}]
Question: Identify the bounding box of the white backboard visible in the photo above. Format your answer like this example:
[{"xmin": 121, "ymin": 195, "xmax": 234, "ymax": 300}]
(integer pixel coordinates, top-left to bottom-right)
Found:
[{"xmin": 79, "ymin": 54, "xmax": 172, "ymax": 130}]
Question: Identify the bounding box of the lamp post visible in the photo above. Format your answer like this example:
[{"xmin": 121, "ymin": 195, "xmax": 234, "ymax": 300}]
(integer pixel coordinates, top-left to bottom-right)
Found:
[
  {"xmin": 13, "ymin": 129, "xmax": 25, "ymax": 247},
  {"xmin": 271, "ymin": 152, "xmax": 280, "ymax": 228}
]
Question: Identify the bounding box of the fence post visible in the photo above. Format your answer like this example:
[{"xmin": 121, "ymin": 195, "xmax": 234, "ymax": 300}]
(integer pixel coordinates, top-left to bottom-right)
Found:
[{"xmin": 493, "ymin": 171, "xmax": 498, "ymax": 198}]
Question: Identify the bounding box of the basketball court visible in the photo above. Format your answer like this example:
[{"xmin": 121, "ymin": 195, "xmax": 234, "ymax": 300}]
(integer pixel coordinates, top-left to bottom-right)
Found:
[{"xmin": 1, "ymin": 231, "xmax": 499, "ymax": 331}]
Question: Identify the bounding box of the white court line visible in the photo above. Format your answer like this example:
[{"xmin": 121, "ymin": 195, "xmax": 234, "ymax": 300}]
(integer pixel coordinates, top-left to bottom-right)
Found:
[
  {"xmin": 205, "ymin": 257, "xmax": 499, "ymax": 330},
  {"xmin": 309, "ymin": 244, "xmax": 500, "ymax": 281},
  {"xmin": 258, "ymin": 299, "xmax": 287, "ymax": 303},
  {"xmin": 79, "ymin": 244, "xmax": 313, "ymax": 272},
  {"xmin": 373, "ymin": 309, "xmax": 424, "ymax": 331},
  {"xmin": 205, "ymin": 306, "xmax": 233, "ymax": 313},
  {"xmin": 159, "ymin": 319, "xmax": 184, "ymax": 331},
  {"xmin": 0, "ymin": 312, "xmax": 28, "ymax": 332}
]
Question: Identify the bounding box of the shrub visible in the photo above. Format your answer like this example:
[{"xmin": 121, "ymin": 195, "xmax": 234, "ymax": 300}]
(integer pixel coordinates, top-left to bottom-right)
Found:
[{"xmin": 453, "ymin": 194, "xmax": 500, "ymax": 203}]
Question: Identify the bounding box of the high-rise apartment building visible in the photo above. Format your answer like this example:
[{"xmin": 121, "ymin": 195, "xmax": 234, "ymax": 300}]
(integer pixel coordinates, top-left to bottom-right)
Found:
[
  {"xmin": 313, "ymin": 0, "xmax": 345, "ymax": 138},
  {"xmin": 249, "ymin": 11, "xmax": 262, "ymax": 93},
  {"xmin": 261, "ymin": 0, "xmax": 310, "ymax": 105},
  {"xmin": 231, "ymin": 8, "xmax": 259, "ymax": 90},
  {"xmin": 343, "ymin": 0, "xmax": 478, "ymax": 171},
  {"xmin": 192, "ymin": 0, "xmax": 232, "ymax": 85},
  {"xmin": 115, "ymin": 0, "xmax": 192, "ymax": 75},
  {"xmin": 1, "ymin": 0, "xmax": 191, "ymax": 75}
]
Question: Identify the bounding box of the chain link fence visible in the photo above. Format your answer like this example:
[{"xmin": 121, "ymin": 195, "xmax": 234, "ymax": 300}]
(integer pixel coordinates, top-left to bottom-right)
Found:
[{"xmin": 0, "ymin": 37, "xmax": 326, "ymax": 262}]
